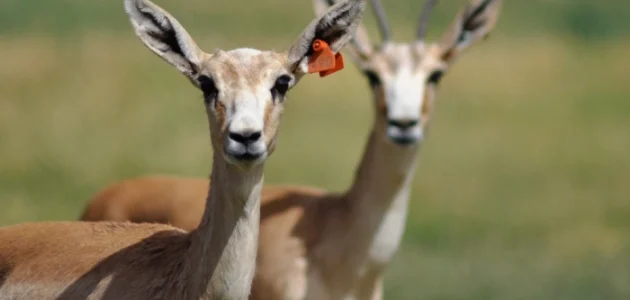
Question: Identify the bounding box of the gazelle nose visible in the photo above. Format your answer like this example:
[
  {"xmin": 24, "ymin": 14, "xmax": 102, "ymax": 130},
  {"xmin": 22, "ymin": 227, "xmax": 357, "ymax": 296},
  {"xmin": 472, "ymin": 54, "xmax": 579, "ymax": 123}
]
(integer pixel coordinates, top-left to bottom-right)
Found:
[
  {"xmin": 387, "ymin": 119, "xmax": 419, "ymax": 130},
  {"xmin": 228, "ymin": 130, "xmax": 262, "ymax": 145}
]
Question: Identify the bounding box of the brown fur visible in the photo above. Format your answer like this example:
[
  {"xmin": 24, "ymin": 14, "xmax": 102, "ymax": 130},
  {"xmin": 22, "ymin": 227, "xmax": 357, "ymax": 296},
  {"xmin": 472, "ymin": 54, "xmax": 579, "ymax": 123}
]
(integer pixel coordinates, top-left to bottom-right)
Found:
[
  {"xmin": 81, "ymin": 176, "xmax": 210, "ymax": 229},
  {"xmin": 0, "ymin": 222, "xmax": 192, "ymax": 299},
  {"xmin": 79, "ymin": 0, "xmax": 501, "ymax": 299},
  {"xmin": 0, "ymin": 0, "xmax": 367, "ymax": 298},
  {"xmin": 82, "ymin": 177, "xmax": 348, "ymax": 299}
]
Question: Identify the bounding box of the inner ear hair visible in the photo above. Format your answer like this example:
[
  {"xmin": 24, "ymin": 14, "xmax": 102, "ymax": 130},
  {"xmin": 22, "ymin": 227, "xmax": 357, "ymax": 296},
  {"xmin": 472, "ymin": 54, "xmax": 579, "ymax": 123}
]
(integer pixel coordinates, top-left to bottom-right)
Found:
[
  {"xmin": 145, "ymin": 13, "xmax": 198, "ymax": 75},
  {"xmin": 458, "ymin": 0, "xmax": 494, "ymax": 42},
  {"xmin": 312, "ymin": 3, "xmax": 360, "ymax": 53},
  {"xmin": 439, "ymin": 0, "xmax": 502, "ymax": 62},
  {"xmin": 312, "ymin": 0, "xmax": 374, "ymax": 62},
  {"xmin": 287, "ymin": 0, "xmax": 366, "ymax": 74},
  {"xmin": 125, "ymin": 0, "xmax": 204, "ymax": 79}
]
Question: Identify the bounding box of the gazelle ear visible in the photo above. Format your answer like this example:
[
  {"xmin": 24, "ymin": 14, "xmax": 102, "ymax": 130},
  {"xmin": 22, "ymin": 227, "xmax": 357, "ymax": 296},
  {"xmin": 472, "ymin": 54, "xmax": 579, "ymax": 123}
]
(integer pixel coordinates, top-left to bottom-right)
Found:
[
  {"xmin": 125, "ymin": 0, "xmax": 206, "ymax": 82},
  {"xmin": 287, "ymin": 0, "xmax": 366, "ymax": 77},
  {"xmin": 312, "ymin": 0, "xmax": 373, "ymax": 63},
  {"xmin": 438, "ymin": 0, "xmax": 502, "ymax": 64}
]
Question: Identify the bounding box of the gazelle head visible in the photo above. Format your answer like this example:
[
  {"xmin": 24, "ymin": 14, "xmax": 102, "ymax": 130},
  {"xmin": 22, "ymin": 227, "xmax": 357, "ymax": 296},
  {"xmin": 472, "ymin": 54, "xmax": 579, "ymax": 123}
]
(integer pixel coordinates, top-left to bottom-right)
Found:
[
  {"xmin": 125, "ymin": 0, "xmax": 366, "ymax": 169},
  {"xmin": 315, "ymin": 0, "xmax": 502, "ymax": 146}
]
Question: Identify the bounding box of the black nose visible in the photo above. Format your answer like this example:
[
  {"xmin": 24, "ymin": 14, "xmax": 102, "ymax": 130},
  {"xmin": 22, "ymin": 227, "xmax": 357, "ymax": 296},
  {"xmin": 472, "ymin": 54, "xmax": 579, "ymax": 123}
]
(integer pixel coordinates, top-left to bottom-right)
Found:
[
  {"xmin": 229, "ymin": 130, "xmax": 262, "ymax": 145},
  {"xmin": 388, "ymin": 119, "xmax": 419, "ymax": 130}
]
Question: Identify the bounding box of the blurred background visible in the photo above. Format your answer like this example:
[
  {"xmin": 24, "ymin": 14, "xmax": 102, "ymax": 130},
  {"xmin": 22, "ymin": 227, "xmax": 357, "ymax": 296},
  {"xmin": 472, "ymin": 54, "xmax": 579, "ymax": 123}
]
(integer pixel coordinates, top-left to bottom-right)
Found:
[{"xmin": 1, "ymin": 0, "xmax": 629, "ymax": 298}]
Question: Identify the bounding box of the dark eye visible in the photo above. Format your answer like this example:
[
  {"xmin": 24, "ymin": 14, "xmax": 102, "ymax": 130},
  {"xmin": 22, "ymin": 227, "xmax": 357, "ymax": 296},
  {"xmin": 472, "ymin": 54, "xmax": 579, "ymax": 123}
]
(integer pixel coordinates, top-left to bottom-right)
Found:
[
  {"xmin": 364, "ymin": 70, "xmax": 381, "ymax": 87},
  {"xmin": 428, "ymin": 70, "xmax": 444, "ymax": 85},
  {"xmin": 271, "ymin": 75, "xmax": 292, "ymax": 101},
  {"xmin": 198, "ymin": 75, "xmax": 218, "ymax": 104}
]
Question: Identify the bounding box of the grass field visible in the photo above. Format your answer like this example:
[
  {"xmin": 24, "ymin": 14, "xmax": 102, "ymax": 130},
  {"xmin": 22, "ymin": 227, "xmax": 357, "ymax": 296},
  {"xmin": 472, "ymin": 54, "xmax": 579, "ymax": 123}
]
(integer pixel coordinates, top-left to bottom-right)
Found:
[{"xmin": 0, "ymin": 0, "xmax": 629, "ymax": 299}]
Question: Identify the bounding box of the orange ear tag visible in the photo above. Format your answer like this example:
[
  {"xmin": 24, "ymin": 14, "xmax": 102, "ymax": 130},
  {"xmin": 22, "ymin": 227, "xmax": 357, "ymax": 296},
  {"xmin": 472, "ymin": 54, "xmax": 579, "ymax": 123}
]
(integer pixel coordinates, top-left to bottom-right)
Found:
[{"xmin": 307, "ymin": 39, "xmax": 345, "ymax": 77}]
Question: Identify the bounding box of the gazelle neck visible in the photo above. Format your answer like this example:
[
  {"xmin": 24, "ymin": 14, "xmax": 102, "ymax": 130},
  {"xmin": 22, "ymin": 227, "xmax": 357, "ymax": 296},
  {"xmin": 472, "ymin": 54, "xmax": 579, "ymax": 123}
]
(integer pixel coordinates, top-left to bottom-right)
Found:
[
  {"xmin": 343, "ymin": 125, "xmax": 419, "ymax": 265},
  {"xmin": 187, "ymin": 153, "xmax": 263, "ymax": 299}
]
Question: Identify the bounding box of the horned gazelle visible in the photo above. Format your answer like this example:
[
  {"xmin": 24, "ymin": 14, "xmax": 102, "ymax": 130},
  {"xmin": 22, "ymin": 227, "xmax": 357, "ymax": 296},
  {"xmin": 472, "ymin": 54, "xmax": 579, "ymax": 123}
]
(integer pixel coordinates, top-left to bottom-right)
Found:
[
  {"xmin": 0, "ymin": 0, "xmax": 366, "ymax": 299},
  {"xmin": 81, "ymin": 0, "xmax": 502, "ymax": 298}
]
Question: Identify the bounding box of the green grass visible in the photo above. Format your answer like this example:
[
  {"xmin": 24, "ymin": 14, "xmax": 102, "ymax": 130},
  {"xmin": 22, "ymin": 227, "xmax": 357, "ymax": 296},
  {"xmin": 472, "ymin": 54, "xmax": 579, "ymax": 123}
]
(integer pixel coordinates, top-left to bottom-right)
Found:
[{"xmin": 1, "ymin": 0, "xmax": 629, "ymax": 299}]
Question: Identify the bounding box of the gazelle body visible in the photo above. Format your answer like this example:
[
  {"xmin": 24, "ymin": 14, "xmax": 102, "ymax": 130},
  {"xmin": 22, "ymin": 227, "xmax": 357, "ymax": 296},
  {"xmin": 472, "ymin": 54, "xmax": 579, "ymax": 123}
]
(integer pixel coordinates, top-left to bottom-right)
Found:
[
  {"xmin": 0, "ymin": 0, "xmax": 366, "ymax": 299},
  {"xmin": 81, "ymin": 0, "xmax": 502, "ymax": 299}
]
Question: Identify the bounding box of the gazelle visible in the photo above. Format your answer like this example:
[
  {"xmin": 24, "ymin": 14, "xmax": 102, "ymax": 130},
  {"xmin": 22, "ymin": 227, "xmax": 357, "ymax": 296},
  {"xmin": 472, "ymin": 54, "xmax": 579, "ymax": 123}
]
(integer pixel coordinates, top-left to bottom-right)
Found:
[
  {"xmin": 81, "ymin": 0, "xmax": 502, "ymax": 298},
  {"xmin": 0, "ymin": 0, "xmax": 366, "ymax": 299}
]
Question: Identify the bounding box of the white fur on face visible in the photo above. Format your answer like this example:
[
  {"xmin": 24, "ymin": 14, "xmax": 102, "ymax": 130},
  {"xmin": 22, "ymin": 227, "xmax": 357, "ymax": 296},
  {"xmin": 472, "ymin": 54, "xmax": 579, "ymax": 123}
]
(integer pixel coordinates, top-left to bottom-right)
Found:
[
  {"xmin": 208, "ymin": 48, "xmax": 290, "ymax": 167},
  {"xmin": 224, "ymin": 87, "xmax": 268, "ymax": 163},
  {"xmin": 384, "ymin": 60, "xmax": 426, "ymax": 141},
  {"xmin": 365, "ymin": 43, "xmax": 448, "ymax": 144},
  {"xmin": 386, "ymin": 65, "xmax": 426, "ymax": 122},
  {"xmin": 376, "ymin": 44, "xmax": 432, "ymax": 143}
]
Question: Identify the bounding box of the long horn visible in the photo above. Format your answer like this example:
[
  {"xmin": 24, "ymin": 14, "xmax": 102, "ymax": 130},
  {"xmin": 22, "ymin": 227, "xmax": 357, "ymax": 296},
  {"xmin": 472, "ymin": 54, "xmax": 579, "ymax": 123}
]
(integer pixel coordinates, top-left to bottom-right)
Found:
[
  {"xmin": 369, "ymin": 0, "xmax": 391, "ymax": 43},
  {"xmin": 416, "ymin": 0, "xmax": 438, "ymax": 40}
]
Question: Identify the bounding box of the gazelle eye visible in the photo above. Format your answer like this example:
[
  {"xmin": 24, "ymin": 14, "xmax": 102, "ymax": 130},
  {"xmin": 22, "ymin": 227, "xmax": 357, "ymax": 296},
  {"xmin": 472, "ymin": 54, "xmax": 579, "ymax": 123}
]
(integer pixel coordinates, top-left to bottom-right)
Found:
[
  {"xmin": 364, "ymin": 70, "xmax": 381, "ymax": 87},
  {"xmin": 198, "ymin": 75, "xmax": 218, "ymax": 104},
  {"xmin": 271, "ymin": 75, "xmax": 292, "ymax": 101},
  {"xmin": 427, "ymin": 70, "xmax": 444, "ymax": 85}
]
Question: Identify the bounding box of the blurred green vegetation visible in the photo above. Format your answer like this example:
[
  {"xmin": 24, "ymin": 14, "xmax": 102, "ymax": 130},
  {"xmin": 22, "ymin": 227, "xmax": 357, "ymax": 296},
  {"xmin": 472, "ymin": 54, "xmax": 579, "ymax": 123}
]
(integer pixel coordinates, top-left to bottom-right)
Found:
[
  {"xmin": 0, "ymin": 0, "xmax": 629, "ymax": 299},
  {"xmin": 2, "ymin": 0, "xmax": 630, "ymax": 40}
]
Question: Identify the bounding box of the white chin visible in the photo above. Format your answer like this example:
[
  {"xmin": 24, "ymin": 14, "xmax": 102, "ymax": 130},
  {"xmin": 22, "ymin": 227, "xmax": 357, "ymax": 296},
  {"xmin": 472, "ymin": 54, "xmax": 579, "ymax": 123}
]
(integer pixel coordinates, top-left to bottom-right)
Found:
[{"xmin": 387, "ymin": 127, "xmax": 423, "ymax": 145}]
